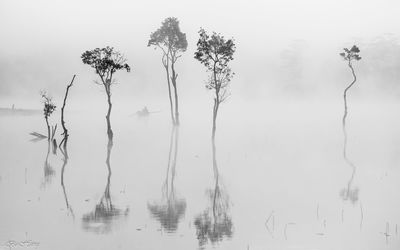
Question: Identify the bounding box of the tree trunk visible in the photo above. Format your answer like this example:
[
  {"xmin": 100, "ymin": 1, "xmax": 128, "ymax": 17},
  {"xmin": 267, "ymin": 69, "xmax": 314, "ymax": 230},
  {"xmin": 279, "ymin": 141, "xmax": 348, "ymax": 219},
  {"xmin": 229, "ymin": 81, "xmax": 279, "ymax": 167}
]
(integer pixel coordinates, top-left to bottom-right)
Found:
[
  {"xmin": 171, "ymin": 62, "xmax": 179, "ymax": 125},
  {"xmin": 105, "ymin": 137, "xmax": 113, "ymax": 208},
  {"xmin": 212, "ymin": 99, "xmax": 219, "ymax": 141},
  {"xmin": 45, "ymin": 117, "xmax": 50, "ymax": 141},
  {"xmin": 60, "ymin": 75, "xmax": 75, "ymax": 148},
  {"xmin": 106, "ymin": 91, "xmax": 113, "ymax": 143},
  {"xmin": 342, "ymin": 60, "xmax": 357, "ymax": 158},
  {"xmin": 211, "ymin": 64, "xmax": 220, "ymax": 141},
  {"xmin": 164, "ymin": 63, "xmax": 175, "ymax": 125}
]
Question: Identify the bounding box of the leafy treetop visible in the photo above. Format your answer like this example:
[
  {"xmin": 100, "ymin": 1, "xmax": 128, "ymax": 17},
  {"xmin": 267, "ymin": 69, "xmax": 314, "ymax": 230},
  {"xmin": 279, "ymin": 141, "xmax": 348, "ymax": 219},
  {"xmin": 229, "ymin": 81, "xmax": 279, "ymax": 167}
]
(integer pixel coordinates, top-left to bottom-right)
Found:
[
  {"xmin": 340, "ymin": 45, "xmax": 361, "ymax": 62},
  {"xmin": 81, "ymin": 46, "xmax": 130, "ymax": 85},
  {"xmin": 148, "ymin": 17, "xmax": 188, "ymax": 56},
  {"xmin": 40, "ymin": 91, "xmax": 56, "ymax": 119},
  {"xmin": 194, "ymin": 28, "xmax": 236, "ymax": 73}
]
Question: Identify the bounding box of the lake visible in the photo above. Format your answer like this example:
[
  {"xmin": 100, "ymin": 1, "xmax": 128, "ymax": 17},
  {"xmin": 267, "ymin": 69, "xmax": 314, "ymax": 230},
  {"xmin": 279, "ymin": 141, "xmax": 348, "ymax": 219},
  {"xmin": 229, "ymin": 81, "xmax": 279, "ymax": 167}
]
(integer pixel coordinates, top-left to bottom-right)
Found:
[{"xmin": 0, "ymin": 99, "xmax": 399, "ymax": 250}]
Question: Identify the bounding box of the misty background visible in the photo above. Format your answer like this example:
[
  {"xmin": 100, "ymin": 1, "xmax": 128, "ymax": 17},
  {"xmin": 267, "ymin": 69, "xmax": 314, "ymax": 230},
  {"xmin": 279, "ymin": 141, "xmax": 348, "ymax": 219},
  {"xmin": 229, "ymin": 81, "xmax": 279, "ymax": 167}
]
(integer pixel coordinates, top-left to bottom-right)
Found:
[{"xmin": 1, "ymin": 0, "xmax": 400, "ymax": 112}]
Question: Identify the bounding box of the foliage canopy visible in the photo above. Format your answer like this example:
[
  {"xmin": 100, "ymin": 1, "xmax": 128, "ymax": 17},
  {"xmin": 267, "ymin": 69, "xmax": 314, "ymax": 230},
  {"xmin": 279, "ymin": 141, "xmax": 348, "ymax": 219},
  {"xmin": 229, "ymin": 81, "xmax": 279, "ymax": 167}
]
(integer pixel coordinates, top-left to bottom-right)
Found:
[{"xmin": 81, "ymin": 47, "xmax": 130, "ymax": 86}]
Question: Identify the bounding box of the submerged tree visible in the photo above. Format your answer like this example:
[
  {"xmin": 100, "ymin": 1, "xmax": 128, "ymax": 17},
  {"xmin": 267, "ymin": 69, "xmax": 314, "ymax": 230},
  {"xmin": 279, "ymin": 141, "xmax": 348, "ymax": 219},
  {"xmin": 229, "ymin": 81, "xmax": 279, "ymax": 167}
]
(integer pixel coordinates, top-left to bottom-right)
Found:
[
  {"xmin": 59, "ymin": 75, "xmax": 76, "ymax": 149},
  {"xmin": 81, "ymin": 47, "xmax": 131, "ymax": 142},
  {"xmin": 194, "ymin": 28, "xmax": 236, "ymax": 139},
  {"xmin": 40, "ymin": 91, "xmax": 56, "ymax": 141},
  {"xmin": 148, "ymin": 17, "xmax": 187, "ymax": 125},
  {"xmin": 339, "ymin": 45, "xmax": 361, "ymax": 156}
]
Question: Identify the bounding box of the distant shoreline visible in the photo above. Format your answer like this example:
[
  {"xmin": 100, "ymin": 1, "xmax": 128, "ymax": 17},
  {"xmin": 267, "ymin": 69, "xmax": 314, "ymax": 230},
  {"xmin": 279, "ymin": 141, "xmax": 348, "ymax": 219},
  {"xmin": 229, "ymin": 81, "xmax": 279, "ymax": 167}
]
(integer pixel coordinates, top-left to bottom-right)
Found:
[{"xmin": 0, "ymin": 107, "xmax": 41, "ymax": 116}]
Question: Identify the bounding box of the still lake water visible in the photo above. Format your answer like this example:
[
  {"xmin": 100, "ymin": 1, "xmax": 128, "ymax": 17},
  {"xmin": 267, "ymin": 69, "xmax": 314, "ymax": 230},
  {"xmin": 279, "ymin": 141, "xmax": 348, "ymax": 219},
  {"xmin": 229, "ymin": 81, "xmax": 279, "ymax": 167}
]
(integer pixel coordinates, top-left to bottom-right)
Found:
[{"xmin": 0, "ymin": 99, "xmax": 399, "ymax": 250}]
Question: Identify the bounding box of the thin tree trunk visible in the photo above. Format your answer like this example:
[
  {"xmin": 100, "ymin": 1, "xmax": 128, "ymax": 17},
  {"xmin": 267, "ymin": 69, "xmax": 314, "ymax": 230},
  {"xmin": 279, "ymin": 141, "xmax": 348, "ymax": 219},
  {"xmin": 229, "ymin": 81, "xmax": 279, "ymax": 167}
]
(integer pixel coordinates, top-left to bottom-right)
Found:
[
  {"xmin": 211, "ymin": 64, "xmax": 220, "ymax": 141},
  {"xmin": 60, "ymin": 75, "xmax": 75, "ymax": 148},
  {"xmin": 212, "ymin": 99, "xmax": 219, "ymax": 141},
  {"xmin": 342, "ymin": 60, "xmax": 357, "ymax": 158},
  {"xmin": 171, "ymin": 62, "xmax": 179, "ymax": 125},
  {"xmin": 45, "ymin": 117, "xmax": 50, "ymax": 141},
  {"xmin": 105, "ymin": 137, "xmax": 113, "ymax": 209},
  {"xmin": 106, "ymin": 91, "xmax": 113, "ymax": 143},
  {"xmin": 164, "ymin": 61, "xmax": 175, "ymax": 125}
]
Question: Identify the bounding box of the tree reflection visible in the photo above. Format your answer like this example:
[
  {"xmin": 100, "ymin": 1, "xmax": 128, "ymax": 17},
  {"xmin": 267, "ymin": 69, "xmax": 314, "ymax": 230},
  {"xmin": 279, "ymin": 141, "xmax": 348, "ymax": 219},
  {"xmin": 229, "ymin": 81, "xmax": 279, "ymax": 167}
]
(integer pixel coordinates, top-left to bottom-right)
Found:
[
  {"xmin": 41, "ymin": 141, "xmax": 55, "ymax": 187},
  {"xmin": 82, "ymin": 139, "xmax": 129, "ymax": 234},
  {"xmin": 194, "ymin": 138, "xmax": 233, "ymax": 247},
  {"xmin": 340, "ymin": 158, "xmax": 359, "ymax": 204},
  {"xmin": 147, "ymin": 126, "xmax": 186, "ymax": 233},
  {"xmin": 59, "ymin": 139, "xmax": 74, "ymax": 218},
  {"xmin": 340, "ymin": 119, "xmax": 359, "ymax": 205}
]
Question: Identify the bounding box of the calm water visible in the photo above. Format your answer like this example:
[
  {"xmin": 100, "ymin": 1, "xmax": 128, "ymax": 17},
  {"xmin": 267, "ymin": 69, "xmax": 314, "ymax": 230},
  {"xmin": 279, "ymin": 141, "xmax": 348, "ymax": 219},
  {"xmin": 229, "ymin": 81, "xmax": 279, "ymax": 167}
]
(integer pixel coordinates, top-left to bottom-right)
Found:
[{"xmin": 0, "ymin": 100, "xmax": 399, "ymax": 250}]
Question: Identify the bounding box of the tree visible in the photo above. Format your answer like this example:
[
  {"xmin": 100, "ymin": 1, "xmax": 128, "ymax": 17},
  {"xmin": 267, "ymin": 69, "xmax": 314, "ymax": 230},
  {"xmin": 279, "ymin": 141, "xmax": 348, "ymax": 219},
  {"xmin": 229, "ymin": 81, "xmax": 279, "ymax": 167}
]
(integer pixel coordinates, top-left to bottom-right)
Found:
[
  {"xmin": 81, "ymin": 47, "xmax": 131, "ymax": 142},
  {"xmin": 194, "ymin": 28, "xmax": 236, "ymax": 139},
  {"xmin": 59, "ymin": 75, "xmax": 76, "ymax": 149},
  {"xmin": 40, "ymin": 91, "xmax": 56, "ymax": 141},
  {"xmin": 148, "ymin": 17, "xmax": 187, "ymax": 125},
  {"xmin": 339, "ymin": 45, "xmax": 361, "ymax": 156}
]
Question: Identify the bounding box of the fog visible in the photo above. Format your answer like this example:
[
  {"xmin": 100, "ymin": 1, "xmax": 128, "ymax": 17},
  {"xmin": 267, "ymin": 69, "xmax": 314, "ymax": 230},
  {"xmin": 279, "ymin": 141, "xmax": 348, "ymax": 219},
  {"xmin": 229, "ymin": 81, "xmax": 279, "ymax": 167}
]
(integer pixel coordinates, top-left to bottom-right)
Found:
[
  {"xmin": 1, "ymin": 0, "xmax": 400, "ymax": 107},
  {"xmin": 1, "ymin": 0, "xmax": 400, "ymax": 250}
]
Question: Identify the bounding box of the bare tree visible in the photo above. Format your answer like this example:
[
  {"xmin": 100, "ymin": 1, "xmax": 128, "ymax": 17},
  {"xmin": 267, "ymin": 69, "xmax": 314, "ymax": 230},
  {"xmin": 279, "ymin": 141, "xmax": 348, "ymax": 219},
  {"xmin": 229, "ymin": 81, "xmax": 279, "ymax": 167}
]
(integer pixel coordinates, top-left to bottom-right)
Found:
[
  {"xmin": 59, "ymin": 75, "xmax": 76, "ymax": 149},
  {"xmin": 194, "ymin": 28, "xmax": 236, "ymax": 139},
  {"xmin": 81, "ymin": 47, "xmax": 131, "ymax": 142},
  {"xmin": 148, "ymin": 17, "xmax": 187, "ymax": 125}
]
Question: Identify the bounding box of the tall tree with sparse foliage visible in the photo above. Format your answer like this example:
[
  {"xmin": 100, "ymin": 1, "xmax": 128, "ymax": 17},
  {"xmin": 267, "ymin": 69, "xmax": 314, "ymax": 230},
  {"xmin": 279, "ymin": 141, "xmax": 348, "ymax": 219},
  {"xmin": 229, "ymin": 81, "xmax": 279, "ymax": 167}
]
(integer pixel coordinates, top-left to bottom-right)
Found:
[
  {"xmin": 81, "ymin": 47, "xmax": 131, "ymax": 142},
  {"xmin": 148, "ymin": 17, "xmax": 187, "ymax": 125},
  {"xmin": 339, "ymin": 45, "xmax": 361, "ymax": 156},
  {"xmin": 194, "ymin": 28, "xmax": 236, "ymax": 139}
]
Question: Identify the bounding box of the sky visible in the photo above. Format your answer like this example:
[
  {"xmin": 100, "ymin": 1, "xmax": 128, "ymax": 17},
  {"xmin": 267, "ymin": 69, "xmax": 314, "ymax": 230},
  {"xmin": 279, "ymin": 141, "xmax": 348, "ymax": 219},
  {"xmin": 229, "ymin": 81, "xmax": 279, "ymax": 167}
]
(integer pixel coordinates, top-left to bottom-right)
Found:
[{"xmin": 0, "ymin": 0, "xmax": 399, "ymax": 107}]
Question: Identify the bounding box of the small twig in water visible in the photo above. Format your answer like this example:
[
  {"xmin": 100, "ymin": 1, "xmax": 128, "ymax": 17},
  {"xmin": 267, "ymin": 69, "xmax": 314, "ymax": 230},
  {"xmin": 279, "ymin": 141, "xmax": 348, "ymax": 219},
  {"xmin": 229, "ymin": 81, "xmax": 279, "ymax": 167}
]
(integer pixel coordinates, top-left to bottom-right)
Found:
[
  {"xmin": 360, "ymin": 202, "xmax": 364, "ymax": 230},
  {"xmin": 284, "ymin": 222, "xmax": 296, "ymax": 240},
  {"xmin": 381, "ymin": 222, "xmax": 390, "ymax": 244},
  {"xmin": 341, "ymin": 208, "xmax": 344, "ymax": 223},
  {"xmin": 265, "ymin": 211, "xmax": 274, "ymax": 238}
]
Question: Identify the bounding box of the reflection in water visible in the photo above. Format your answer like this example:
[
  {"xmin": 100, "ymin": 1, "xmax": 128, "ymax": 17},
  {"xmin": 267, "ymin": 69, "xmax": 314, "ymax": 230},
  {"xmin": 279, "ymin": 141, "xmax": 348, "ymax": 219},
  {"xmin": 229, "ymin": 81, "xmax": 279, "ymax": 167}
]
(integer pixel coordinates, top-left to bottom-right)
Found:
[
  {"xmin": 147, "ymin": 126, "xmax": 186, "ymax": 233},
  {"xmin": 59, "ymin": 140, "xmax": 74, "ymax": 218},
  {"xmin": 340, "ymin": 100, "xmax": 362, "ymax": 228},
  {"xmin": 42, "ymin": 141, "xmax": 55, "ymax": 187},
  {"xmin": 339, "ymin": 159, "xmax": 359, "ymax": 204},
  {"xmin": 81, "ymin": 139, "xmax": 129, "ymax": 234},
  {"xmin": 194, "ymin": 138, "xmax": 233, "ymax": 247},
  {"xmin": 340, "ymin": 115, "xmax": 359, "ymax": 205}
]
